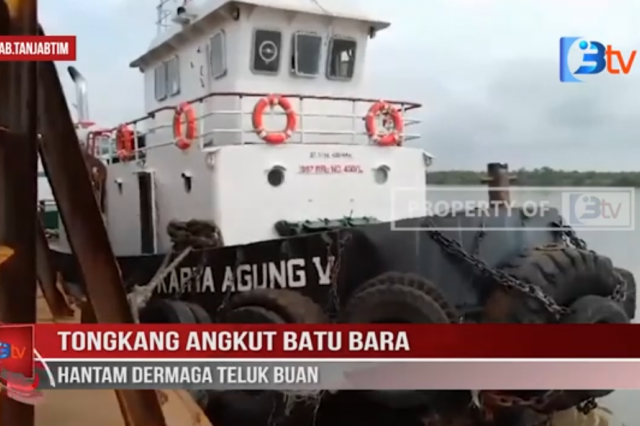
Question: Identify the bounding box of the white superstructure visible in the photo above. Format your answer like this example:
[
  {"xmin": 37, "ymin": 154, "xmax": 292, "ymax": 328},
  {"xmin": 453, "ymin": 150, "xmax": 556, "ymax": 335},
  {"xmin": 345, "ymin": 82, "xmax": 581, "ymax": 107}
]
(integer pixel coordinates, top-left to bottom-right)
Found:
[{"xmin": 54, "ymin": 0, "xmax": 432, "ymax": 256}]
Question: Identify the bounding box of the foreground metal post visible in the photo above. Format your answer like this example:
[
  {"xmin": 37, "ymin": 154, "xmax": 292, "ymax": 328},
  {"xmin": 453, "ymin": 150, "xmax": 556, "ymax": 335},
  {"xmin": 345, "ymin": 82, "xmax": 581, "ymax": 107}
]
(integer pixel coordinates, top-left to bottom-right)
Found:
[
  {"xmin": 481, "ymin": 162, "xmax": 517, "ymax": 206},
  {"xmin": 36, "ymin": 218, "xmax": 74, "ymax": 318},
  {"xmin": 37, "ymin": 38, "xmax": 168, "ymax": 426},
  {"xmin": 0, "ymin": 0, "xmax": 38, "ymax": 425}
]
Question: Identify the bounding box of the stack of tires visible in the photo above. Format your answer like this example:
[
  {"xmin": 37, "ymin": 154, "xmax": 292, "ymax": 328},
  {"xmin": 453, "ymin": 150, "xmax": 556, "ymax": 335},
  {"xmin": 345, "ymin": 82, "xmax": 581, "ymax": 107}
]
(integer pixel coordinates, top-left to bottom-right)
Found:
[
  {"xmin": 138, "ymin": 244, "xmax": 637, "ymax": 426},
  {"xmin": 137, "ymin": 298, "xmax": 213, "ymax": 409},
  {"xmin": 338, "ymin": 244, "xmax": 636, "ymax": 417},
  {"xmin": 207, "ymin": 289, "xmax": 327, "ymax": 426}
]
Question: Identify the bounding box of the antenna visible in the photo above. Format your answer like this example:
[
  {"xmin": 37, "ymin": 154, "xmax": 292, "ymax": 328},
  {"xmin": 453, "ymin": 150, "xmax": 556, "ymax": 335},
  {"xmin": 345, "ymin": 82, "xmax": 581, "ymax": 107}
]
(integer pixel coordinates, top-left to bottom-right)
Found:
[{"xmin": 156, "ymin": 0, "xmax": 184, "ymax": 33}]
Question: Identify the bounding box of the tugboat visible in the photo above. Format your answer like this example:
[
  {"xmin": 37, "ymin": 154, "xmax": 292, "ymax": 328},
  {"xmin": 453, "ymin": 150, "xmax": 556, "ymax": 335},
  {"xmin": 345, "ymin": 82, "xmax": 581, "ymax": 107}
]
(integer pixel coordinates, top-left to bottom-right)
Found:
[{"xmin": 43, "ymin": 0, "xmax": 636, "ymax": 423}]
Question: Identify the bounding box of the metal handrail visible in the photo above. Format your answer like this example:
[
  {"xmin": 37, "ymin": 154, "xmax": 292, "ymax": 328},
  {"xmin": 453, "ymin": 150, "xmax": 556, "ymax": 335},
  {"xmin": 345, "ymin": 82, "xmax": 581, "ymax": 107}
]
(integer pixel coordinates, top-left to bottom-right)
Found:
[{"xmin": 86, "ymin": 91, "xmax": 424, "ymax": 159}]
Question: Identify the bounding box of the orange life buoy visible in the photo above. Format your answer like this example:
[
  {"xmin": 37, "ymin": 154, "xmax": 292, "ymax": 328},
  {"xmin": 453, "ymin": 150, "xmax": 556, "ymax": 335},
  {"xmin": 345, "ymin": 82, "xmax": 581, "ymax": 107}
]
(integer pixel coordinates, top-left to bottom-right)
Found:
[
  {"xmin": 252, "ymin": 95, "xmax": 297, "ymax": 144},
  {"xmin": 173, "ymin": 102, "xmax": 197, "ymax": 150},
  {"xmin": 365, "ymin": 101, "xmax": 404, "ymax": 146},
  {"xmin": 115, "ymin": 125, "xmax": 134, "ymax": 161}
]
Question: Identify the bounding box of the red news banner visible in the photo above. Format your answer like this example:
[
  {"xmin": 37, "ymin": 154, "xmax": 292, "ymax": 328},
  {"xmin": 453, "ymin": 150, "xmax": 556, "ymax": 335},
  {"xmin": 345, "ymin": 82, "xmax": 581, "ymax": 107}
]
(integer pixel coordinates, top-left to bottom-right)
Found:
[
  {"xmin": 0, "ymin": 35, "xmax": 77, "ymax": 61},
  {"xmin": 33, "ymin": 324, "xmax": 640, "ymax": 358},
  {"xmin": 1, "ymin": 324, "xmax": 639, "ymax": 392}
]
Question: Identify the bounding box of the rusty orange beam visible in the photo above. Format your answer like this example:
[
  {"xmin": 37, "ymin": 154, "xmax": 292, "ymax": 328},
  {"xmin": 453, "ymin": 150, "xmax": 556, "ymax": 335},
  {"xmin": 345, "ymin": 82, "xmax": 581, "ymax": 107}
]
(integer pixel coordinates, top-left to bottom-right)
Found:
[
  {"xmin": 36, "ymin": 217, "xmax": 74, "ymax": 319},
  {"xmin": 0, "ymin": 0, "xmax": 38, "ymax": 424},
  {"xmin": 36, "ymin": 27, "xmax": 168, "ymax": 426}
]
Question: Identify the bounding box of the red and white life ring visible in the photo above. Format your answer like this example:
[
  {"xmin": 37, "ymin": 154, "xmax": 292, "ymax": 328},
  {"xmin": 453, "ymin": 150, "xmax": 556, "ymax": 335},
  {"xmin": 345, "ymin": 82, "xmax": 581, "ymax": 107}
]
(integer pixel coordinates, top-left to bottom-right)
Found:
[
  {"xmin": 173, "ymin": 102, "xmax": 197, "ymax": 150},
  {"xmin": 252, "ymin": 95, "xmax": 297, "ymax": 145},
  {"xmin": 365, "ymin": 101, "xmax": 404, "ymax": 146},
  {"xmin": 115, "ymin": 125, "xmax": 134, "ymax": 161}
]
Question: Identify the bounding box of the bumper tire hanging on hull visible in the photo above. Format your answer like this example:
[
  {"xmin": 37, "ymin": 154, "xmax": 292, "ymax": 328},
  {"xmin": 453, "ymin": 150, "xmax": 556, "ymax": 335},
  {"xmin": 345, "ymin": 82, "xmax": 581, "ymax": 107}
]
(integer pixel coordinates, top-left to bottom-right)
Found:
[
  {"xmin": 482, "ymin": 244, "xmax": 630, "ymax": 415},
  {"xmin": 208, "ymin": 289, "xmax": 326, "ymax": 426},
  {"xmin": 138, "ymin": 299, "xmax": 212, "ymax": 409},
  {"xmin": 528, "ymin": 295, "xmax": 629, "ymax": 414},
  {"xmin": 340, "ymin": 272, "xmax": 459, "ymax": 410},
  {"xmin": 341, "ymin": 272, "xmax": 459, "ymax": 323},
  {"xmin": 614, "ymin": 267, "xmax": 636, "ymax": 319},
  {"xmin": 483, "ymin": 246, "xmax": 619, "ymax": 324}
]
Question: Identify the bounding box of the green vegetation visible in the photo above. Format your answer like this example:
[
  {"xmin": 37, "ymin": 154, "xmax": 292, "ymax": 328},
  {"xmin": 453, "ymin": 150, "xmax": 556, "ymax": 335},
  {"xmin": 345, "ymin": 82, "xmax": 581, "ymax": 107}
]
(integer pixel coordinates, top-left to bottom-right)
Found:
[{"xmin": 427, "ymin": 168, "xmax": 640, "ymax": 187}]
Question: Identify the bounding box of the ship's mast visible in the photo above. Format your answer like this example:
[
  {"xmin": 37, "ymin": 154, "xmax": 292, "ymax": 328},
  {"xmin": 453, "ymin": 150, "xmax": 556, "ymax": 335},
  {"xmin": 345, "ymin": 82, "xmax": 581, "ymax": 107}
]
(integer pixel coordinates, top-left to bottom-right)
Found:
[{"xmin": 156, "ymin": 0, "xmax": 183, "ymax": 33}]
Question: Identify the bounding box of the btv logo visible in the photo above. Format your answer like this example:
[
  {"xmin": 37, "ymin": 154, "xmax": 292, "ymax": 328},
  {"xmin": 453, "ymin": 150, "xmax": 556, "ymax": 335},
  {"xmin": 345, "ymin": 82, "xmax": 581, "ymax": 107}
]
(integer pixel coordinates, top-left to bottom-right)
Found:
[
  {"xmin": 559, "ymin": 37, "xmax": 637, "ymax": 82},
  {"xmin": 0, "ymin": 342, "xmax": 26, "ymax": 360},
  {"xmin": 562, "ymin": 190, "xmax": 635, "ymax": 230}
]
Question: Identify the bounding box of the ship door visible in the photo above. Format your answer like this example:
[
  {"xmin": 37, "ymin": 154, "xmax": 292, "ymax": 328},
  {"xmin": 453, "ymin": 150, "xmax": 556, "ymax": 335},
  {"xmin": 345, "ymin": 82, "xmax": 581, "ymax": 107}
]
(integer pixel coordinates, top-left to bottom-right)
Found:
[{"xmin": 137, "ymin": 171, "xmax": 157, "ymax": 254}]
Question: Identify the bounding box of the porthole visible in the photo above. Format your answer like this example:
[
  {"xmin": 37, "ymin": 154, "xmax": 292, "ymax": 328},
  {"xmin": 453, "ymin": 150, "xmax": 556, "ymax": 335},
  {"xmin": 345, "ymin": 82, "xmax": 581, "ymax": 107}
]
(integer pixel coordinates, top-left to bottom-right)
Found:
[
  {"xmin": 267, "ymin": 166, "xmax": 285, "ymax": 187},
  {"xmin": 374, "ymin": 165, "xmax": 389, "ymax": 184}
]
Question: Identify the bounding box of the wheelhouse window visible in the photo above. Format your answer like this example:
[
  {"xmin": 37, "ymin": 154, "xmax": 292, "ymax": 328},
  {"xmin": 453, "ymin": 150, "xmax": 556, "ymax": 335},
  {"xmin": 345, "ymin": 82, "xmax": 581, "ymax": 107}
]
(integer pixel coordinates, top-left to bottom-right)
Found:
[
  {"xmin": 252, "ymin": 29, "xmax": 281, "ymax": 74},
  {"xmin": 209, "ymin": 31, "xmax": 227, "ymax": 79},
  {"xmin": 166, "ymin": 56, "xmax": 180, "ymax": 96},
  {"xmin": 154, "ymin": 62, "xmax": 167, "ymax": 101},
  {"xmin": 154, "ymin": 56, "xmax": 180, "ymax": 100},
  {"xmin": 291, "ymin": 32, "xmax": 322, "ymax": 76},
  {"xmin": 327, "ymin": 37, "xmax": 356, "ymax": 80}
]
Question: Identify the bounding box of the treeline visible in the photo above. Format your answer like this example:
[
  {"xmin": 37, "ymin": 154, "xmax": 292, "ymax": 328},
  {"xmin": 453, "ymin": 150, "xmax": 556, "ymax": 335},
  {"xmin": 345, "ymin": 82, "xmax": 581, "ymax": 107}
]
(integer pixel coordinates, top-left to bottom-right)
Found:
[{"xmin": 427, "ymin": 168, "xmax": 640, "ymax": 187}]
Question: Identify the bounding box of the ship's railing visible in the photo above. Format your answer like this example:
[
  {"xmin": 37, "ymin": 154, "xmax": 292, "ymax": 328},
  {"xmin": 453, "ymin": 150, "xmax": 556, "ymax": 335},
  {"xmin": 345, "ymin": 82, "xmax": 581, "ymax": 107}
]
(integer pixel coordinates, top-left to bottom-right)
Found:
[{"xmin": 86, "ymin": 91, "xmax": 422, "ymax": 161}]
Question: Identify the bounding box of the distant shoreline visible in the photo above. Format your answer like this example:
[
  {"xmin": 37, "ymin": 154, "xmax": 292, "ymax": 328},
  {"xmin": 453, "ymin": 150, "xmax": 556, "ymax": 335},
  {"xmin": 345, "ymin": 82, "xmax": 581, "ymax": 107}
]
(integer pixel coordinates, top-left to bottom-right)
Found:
[{"xmin": 427, "ymin": 169, "xmax": 640, "ymax": 187}]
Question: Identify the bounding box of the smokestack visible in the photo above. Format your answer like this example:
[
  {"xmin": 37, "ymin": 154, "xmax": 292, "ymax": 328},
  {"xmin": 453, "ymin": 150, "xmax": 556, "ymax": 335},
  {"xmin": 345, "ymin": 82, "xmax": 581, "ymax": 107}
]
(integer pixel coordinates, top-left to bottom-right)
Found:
[{"xmin": 67, "ymin": 66, "xmax": 89, "ymax": 122}]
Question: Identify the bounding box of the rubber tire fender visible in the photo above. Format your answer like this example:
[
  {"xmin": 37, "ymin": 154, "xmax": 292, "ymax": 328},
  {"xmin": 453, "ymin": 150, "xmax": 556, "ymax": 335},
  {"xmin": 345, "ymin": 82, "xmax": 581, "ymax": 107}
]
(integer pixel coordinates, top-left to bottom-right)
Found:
[
  {"xmin": 184, "ymin": 301, "xmax": 212, "ymax": 323},
  {"xmin": 614, "ymin": 267, "xmax": 636, "ymax": 319},
  {"xmin": 340, "ymin": 272, "xmax": 459, "ymax": 410},
  {"xmin": 138, "ymin": 298, "xmax": 199, "ymax": 323},
  {"xmin": 340, "ymin": 272, "xmax": 459, "ymax": 323},
  {"xmin": 562, "ymin": 295, "xmax": 629, "ymax": 324},
  {"xmin": 221, "ymin": 288, "xmax": 326, "ymax": 322},
  {"xmin": 210, "ymin": 290, "xmax": 326, "ymax": 426},
  {"xmin": 137, "ymin": 299, "xmax": 210, "ymax": 409},
  {"xmin": 530, "ymin": 295, "xmax": 628, "ymax": 414},
  {"xmin": 483, "ymin": 245, "xmax": 618, "ymax": 323}
]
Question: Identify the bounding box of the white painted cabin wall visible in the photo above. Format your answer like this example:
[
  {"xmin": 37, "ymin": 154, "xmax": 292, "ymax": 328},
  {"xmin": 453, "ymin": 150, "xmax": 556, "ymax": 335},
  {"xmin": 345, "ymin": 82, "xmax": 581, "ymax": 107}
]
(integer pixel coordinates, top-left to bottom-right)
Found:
[{"xmin": 214, "ymin": 145, "xmax": 428, "ymax": 246}]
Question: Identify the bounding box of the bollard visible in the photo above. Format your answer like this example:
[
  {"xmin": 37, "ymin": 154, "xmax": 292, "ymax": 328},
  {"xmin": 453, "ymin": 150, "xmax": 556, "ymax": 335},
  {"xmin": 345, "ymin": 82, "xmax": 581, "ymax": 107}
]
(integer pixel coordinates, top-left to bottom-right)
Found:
[{"xmin": 480, "ymin": 162, "xmax": 517, "ymax": 206}]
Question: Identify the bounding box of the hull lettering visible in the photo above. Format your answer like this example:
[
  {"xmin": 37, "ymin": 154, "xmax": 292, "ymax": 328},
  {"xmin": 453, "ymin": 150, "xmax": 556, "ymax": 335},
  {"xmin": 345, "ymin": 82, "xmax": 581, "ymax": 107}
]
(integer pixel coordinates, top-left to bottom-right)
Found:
[{"xmin": 156, "ymin": 256, "xmax": 335, "ymax": 294}]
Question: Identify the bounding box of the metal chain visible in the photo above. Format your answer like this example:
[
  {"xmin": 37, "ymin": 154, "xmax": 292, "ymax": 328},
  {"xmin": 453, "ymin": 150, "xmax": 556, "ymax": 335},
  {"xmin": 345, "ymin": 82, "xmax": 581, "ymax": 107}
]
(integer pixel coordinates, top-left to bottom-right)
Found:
[
  {"xmin": 479, "ymin": 390, "xmax": 559, "ymax": 411},
  {"xmin": 480, "ymin": 390, "xmax": 598, "ymax": 422},
  {"xmin": 576, "ymin": 397, "xmax": 598, "ymax": 415},
  {"xmin": 324, "ymin": 232, "xmax": 352, "ymax": 314},
  {"xmin": 470, "ymin": 222, "xmax": 486, "ymax": 256},
  {"xmin": 422, "ymin": 218, "xmax": 570, "ymax": 318},
  {"xmin": 551, "ymin": 219, "xmax": 627, "ymax": 303}
]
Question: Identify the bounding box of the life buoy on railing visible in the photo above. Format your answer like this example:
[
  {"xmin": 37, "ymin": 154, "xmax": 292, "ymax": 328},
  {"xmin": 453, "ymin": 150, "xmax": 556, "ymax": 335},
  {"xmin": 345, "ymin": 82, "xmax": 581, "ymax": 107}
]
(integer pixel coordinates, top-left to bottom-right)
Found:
[
  {"xmin": 365, "ymin": 101, "xmax": 404, "ymax": 146},
  {"xmin": 252, "ymin": 95, "xmax": 297, "ymax": 145},
  {"xmin": 115, "ymin": 125, "xmax": 134, "ymax": 161},
  {"xmin": 173, "ymin": 102, "xmax": 197, "ymax": 150}
]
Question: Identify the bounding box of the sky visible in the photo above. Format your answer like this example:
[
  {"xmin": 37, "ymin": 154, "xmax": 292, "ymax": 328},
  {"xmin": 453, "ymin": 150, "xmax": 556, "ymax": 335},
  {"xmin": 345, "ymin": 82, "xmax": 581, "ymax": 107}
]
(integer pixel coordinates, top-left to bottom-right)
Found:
[{"xmin": 40, "ymin": 0, "xmax": 640, "ymax": 171}]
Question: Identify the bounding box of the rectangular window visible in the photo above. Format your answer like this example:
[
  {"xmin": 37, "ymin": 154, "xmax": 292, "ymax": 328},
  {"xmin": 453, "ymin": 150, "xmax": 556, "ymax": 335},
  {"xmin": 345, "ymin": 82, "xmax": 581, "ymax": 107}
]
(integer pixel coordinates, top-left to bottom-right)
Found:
[
  {"xmin": 209, "ymin": 31, "xmax": 227, "ymax": 79},
  {"xmin": 166, "ymin": 56, "xmax": 180, "ymax": 96},
  {"xmin": 327, "ymin": 37, "xmax": 356, "ymax": 80},
  {"xmin": 292, "ymin": 32, "xmax": 322, "ymax": 77},
  {"xmin": 154, "ymin": 62, "xmax": 167, "ymax": 101},
  {"xmin": 252, "ymin": 29, "xmax": 281, "ymax": 74}
]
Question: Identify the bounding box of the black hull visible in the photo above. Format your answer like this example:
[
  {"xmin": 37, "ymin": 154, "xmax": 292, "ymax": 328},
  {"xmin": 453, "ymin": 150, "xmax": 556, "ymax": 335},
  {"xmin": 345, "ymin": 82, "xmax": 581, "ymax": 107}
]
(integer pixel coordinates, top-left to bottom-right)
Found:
[{"xmin": 50, "ymin": 210, "xmax": 563, "ymax": 319}]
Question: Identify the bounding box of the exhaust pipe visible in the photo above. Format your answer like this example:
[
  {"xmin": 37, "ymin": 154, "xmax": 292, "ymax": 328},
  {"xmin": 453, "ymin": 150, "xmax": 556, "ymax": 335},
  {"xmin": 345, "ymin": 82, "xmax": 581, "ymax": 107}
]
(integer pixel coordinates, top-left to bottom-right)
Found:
[{"xmin": 67, "ymin": 66, "xmax": 89, "ymax": 123}]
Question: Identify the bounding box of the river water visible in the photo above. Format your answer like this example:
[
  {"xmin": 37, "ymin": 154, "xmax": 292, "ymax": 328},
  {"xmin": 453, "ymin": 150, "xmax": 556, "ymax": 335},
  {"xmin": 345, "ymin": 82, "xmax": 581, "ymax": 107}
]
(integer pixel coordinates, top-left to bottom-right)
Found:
[{"xmin": 428, "ymin": 186, "xmax": 638, "ymax": 425}]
